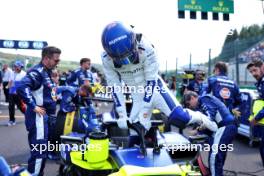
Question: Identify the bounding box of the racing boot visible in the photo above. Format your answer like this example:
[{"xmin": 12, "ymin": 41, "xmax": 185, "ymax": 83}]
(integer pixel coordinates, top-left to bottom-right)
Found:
[
  {"xmin": 169, "ymin": 106, "xmax": 218, "ymax": 132},
  {"xmin": 186, "ymin": 109, "xmax": 218, "ymax": 132}
]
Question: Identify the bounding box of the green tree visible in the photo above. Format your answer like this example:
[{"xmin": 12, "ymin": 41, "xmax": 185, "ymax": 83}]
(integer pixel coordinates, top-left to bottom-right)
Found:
[{"xmin": 239, "ymin": 26, "xmax": 249, "ymax": 39}]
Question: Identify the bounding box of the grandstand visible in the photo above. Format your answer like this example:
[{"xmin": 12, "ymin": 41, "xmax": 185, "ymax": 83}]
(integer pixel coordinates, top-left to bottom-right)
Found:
[{"xmin": 227, "ymin": 39, "xmax": 264, "ymax": 85}]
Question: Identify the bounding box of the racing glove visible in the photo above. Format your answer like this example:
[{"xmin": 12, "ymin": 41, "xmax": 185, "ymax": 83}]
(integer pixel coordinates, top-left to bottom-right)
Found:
[
  {"xmin": 115, "ymin": 104, "xmax": 129, "ymax": 129},
  {"xmin": 117, "ymin": 115, "xmax": 129, "ymax": 129},
  {"xmin": 139, "ymin": 107, "xmax": 152, "ymax": 130}
]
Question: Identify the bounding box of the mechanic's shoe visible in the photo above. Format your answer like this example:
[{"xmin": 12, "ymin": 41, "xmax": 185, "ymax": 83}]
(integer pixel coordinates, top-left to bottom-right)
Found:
[
  {"xmin": 3, "ymin": 102, "xmax": 9, "ymax": 106},
  {"xmin": 48, "ymin": 153, "xmax": 60, "ymax": 161},
  {"xmin": 7, "ymin": 121, "xmax": 12, "ymax": 126},
  {"xmin": 7, "ymin": 121, "xmax": 14, "ymax": 126},
  {"xmin": 7, "ymin": 121, "xmax": 16, "ymax": 126}
]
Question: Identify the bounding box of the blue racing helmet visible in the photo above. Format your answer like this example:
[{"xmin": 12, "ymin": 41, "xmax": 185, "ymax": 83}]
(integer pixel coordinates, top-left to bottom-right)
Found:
[
  {"xmin": 101, "ymin": 21, "xmax": 137, "ymax": 65},
  {"xmin": 14, "ymin": 60, "xmax": 24, "ymax": 68}
]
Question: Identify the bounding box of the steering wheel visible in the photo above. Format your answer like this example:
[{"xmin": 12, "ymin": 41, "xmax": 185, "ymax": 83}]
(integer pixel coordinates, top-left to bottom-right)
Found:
[{"xmin": 102, "ymin": 119, "xmax": 164, "ymax": 156}]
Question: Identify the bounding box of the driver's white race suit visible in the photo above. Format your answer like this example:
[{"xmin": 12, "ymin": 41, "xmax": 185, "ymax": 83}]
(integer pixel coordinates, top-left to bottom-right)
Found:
[{"xmin": 102, "ymin": 34, "xmax": 217, "ymax": 132}]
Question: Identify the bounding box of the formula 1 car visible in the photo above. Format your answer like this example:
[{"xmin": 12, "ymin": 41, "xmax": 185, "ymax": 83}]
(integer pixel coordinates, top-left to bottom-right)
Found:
[{"xmin": 57, "ymin": 101, "xmax": 210, "ymax": 176}]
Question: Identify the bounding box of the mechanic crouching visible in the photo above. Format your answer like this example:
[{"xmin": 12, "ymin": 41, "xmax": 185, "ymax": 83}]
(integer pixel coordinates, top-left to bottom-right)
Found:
[
  {"xmin": 56, "ymin": 84, "xmax": 100, "ymax": 133},
  {"xmin": 182, "ymin": 91, "xmax": 238, "ymax": 176}
]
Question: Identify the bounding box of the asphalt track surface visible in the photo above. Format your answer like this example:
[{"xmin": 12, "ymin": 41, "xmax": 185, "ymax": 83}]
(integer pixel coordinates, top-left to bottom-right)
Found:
[{"xmin": 0, "ymin": 98, "xmax": 264, "ymax": 175}]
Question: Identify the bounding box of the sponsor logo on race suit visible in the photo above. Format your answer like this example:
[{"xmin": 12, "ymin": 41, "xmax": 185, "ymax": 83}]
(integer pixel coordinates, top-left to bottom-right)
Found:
[{"xmin": 220, "ymin": 87, "xmax": 231, "ymax": 99}]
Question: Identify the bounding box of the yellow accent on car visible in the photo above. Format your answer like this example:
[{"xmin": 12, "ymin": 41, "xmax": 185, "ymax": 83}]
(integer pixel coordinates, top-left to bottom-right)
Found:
[
  {"xmin": 152, "ymin": 109, "xmax": 160, "ymax": 114},
  {"xmin": 70, "ymin": 151, "xmax": 112, "ymax": 170},
  {"xmin": 20, "ymin": 170, "xmax": 31, "ymax": 176},
  {"xmin": 181, "ymin": 74, "xmax": 194, "ymax": 79},
  {"xmin": 70, "ymin": 134, "xmax": 112, "ymax": 170},
  {"xmin": 84, "ymin": 138, "xmax": 109, "ymax": 168},
  {"xmin": 108, "ymin": 164, "xmax": 201, "ymax": 176},
  {"xmin": 63, "ymin": 111, "xmax": 75, "ymax": 135}
]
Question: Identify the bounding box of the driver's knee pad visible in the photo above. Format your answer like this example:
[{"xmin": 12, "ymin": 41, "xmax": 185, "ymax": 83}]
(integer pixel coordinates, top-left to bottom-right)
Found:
[{"xmin": 169, "ymin": 106, "xmax": 191, "ymax": 129}]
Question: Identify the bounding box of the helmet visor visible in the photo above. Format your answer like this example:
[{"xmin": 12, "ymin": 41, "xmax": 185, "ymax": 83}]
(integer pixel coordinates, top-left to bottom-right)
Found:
[{"xmin": 114, "ymin": 50, "xmax": 138, "ymax": 65}]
